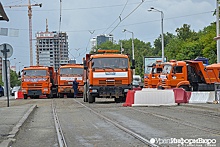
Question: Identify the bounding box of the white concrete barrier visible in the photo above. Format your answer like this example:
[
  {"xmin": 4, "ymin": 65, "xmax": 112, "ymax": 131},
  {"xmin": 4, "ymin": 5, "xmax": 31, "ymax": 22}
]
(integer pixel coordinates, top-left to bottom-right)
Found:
[
  {"xmin": 132, "ymin": 89, "xmax": 176, "ymax": 106},
  {"xmin": 141, "ymin": 88, "xmax": 158, "ymax": 91},
  {"xmin": 14, "ymin": 91, "xmax": 18, "ymax": 99},
  {"xmin": 189, "ymin": 91, "xmax": 215, "ymax": 103}
]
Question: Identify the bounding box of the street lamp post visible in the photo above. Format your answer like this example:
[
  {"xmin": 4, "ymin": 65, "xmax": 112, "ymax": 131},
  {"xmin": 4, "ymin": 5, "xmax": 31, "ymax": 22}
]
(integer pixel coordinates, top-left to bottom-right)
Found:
[
  {"xmin": 148, "ymin": 7, "xmax": 164, "ymax": 62},
  {"xmin": 122, "ymin": 29, "xmax": 135, "ymax": 75}
]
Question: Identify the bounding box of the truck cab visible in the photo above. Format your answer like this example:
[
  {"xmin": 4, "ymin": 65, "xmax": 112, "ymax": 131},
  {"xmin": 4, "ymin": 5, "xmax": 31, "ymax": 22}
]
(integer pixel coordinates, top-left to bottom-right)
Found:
[
  {"xmin": 158, "ymin": 60, "xmax": 220, "ymax": 91},
  {"xmin": 83, "ymin": 50, "xmax": 133, "ymax": 103},
  {"xmin": 144, "ymin": 60, "xmax": 163, "ymax": 88},
  {"xmin": 21, "ymin": 66, "xmax": 57, "ymax": 99},
  {"xmin": 57, "ymin": 64, "xmax": 84, "ymax": 98}
]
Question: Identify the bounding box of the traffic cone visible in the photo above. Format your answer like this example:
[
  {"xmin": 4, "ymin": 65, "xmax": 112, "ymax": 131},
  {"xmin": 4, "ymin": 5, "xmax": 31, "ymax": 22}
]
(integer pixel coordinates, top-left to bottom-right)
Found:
[{"xmin": 123, "ymin": 90, "xmax": 135, "ymax": 107}]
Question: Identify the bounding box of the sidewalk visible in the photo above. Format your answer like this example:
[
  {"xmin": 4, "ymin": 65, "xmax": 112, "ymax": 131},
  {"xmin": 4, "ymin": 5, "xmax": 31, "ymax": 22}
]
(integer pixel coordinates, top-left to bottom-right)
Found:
[{"xmin": 0, "ymin": 104, "xmax": 37, "ymax": 147}]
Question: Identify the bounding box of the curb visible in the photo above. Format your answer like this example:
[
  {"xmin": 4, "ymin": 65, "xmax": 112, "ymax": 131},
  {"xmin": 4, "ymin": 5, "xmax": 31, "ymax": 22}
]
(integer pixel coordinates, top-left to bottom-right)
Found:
[
  {"xmin": 180, "ymin": 103, "xmax": 220, "ymax": 112},
  {"xmin": 0, "ymin": 104, "xmax": 37, "ymax": 147}
]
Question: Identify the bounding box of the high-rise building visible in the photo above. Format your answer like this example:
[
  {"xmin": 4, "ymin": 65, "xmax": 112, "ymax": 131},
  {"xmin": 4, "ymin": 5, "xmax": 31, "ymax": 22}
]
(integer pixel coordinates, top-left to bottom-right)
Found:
[
  {"xmin": 91, "ymin": 34, "xmax": 114, "ymax": 50},
  {"xmin": 96, "ymin": 34, "xmax": 113, "ymax": 46},
  {"xmin": 90, "ymin": 37, "xmax": 97, "ymax": 50},
  {"xmin": 35, "ymin": 31, "xmax": 69, "ymax": 70}
]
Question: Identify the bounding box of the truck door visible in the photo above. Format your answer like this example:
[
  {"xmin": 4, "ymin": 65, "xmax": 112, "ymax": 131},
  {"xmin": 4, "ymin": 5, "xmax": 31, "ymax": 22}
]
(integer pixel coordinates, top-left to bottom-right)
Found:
[{"xmin": 170, "ymin": 66, "xmax": 185, "ymax": 87}]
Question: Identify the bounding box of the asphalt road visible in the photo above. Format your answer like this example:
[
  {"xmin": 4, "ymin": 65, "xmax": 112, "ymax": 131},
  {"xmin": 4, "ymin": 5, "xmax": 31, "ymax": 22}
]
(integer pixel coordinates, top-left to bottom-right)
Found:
[{"xmin": 3, "ymin": 98, "xmax": 220, "ymax": 147}]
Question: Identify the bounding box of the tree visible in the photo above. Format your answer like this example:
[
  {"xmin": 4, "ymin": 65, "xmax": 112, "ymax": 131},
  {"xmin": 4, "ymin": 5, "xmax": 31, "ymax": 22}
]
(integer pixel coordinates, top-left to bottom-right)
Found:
[
  {"xmin": 10, "ymin": 70, "xmax": 21, "ymax": 88},
  {"xmin": 0, "ymin": 74, "xmax": 3, "ymax": 86},
  {"xmin": 198, "ymin": 22, "xmax": 216, "ymax": 64},
  {"xmin": 175, "ymin": 24, "xmax": 196, "ymax": 41}
]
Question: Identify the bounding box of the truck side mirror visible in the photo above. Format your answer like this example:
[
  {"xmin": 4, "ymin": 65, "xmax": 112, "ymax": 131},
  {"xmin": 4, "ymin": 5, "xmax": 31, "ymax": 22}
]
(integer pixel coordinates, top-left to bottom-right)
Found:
[{"xmin": 83, "ymin": 60, "xmax": 88, "ymax": 70}]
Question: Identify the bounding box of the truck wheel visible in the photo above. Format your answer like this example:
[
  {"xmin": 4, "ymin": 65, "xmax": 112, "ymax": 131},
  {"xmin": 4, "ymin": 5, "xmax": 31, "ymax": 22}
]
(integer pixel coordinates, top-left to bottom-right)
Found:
[
  {"xmin": 157, "ymin": 86, "xmax": 164, "ymax": 90},
  {"xmin": 115, "ymin": 97, "xmax": 122, "ymax": 103},
  {"xmin": 122, "ymin": 95, "xmax": 126, "ymax": 102},
  {"xmin": 53, "ymin": 94, "xmax": 58, "ymax": 98},
  {"xmin": 47, "ymin": 92, "xmax": 52, "ymax": 98},
  {"xmin": 24, "ymin": 94, "xmax": 28, "ymax": 99},
  {"xmin": 88, "ymin": 94, "xmax": 95, "ymax": 103},
  {"xmin": 59, "ymin": 93, "xmax": 64, "ymax": 98}
]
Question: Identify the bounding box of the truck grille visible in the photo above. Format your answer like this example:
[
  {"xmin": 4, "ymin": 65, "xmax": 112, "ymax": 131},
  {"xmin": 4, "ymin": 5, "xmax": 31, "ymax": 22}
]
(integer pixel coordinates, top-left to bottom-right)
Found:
[
  {"xmin": 27, "ymin": 84, "xmax": 42, "ymax": 88},
  {"xmin": 162, "ymin": 81, "xmax": 166, "ymax": 86},
  {"xmin": 99, "ymin": 80, "xmax": 122, "ymax": 85},
  {"xmin": 144, "ymin": 81, "xmax": 148, "ymax": 86}
]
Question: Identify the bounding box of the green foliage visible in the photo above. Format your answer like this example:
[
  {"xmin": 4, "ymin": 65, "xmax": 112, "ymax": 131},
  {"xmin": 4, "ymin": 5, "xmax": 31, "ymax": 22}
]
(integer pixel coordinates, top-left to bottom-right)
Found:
[
  {"xmin": 10, "ymin": 70, "xmax": 21, "ymax": 88},
  {"xmin": 0, "ymin": 74, "xmax": 3, "ymax": 86},
  {"xmin": 91, "ymin": 22, "xmax": 217, "ymax": 78}
]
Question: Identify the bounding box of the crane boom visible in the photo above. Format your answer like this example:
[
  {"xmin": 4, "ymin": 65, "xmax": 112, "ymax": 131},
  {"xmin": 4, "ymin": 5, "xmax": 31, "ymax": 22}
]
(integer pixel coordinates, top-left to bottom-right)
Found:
[
  {"xmin": 5, "ymin": 0, "xmax": 42, "ymax": 66},
  {"xmin": 5, "ymin": 3, "xmax": 42, "ymax": 8}
]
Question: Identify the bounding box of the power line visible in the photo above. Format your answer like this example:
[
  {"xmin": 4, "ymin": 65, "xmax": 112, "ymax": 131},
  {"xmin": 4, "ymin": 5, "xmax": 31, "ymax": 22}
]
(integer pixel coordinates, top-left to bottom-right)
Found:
[
  {"xmin": 4, "ymin": 2, "xmax": 142, "ymax": 12},
  {"xmin": 69, "ymin": 30, "xmax": 95, "ymax": 60},
  {"xmin": 8, "ymin": 10, "xmax": 214, "ymax": 33},
  {"xmin": 68, "ymin": 10, "xmax": 214, "ymax": 33},
  {"xmin": 103, "ymin": 0, "xmax": 129, "ymax": 34},
  {"xmin": 108, "ymin": 0, "xmax": 145, "ymax": 34}
]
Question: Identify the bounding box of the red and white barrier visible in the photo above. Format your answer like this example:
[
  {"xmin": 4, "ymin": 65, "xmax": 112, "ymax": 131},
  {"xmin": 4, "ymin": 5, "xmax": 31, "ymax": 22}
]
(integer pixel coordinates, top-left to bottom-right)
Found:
[
  {"xmin": 123, "ymin": 88, "xmax": 216, "ymax": 107},
  {"xmin": 15, "ymin": 90, "xmax": 24, "ymax": 99},
  {"xmin": 173, "ymin": 88, "xmax": 191, "ymax": 104},
  {"xmin": 123, "ymin": 88, "xmax": 176, "ymax": 107}
]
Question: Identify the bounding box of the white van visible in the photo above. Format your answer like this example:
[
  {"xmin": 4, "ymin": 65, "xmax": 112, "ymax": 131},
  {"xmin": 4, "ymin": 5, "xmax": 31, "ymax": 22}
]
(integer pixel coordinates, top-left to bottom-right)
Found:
[{"xmin": 133, "ymin": 75, "xmax": 142, "ymax": 87}]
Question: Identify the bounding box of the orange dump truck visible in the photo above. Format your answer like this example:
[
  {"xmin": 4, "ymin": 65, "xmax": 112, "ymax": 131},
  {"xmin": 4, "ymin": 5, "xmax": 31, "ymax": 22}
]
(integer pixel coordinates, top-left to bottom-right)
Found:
[
  {"xmin": 57, "ymin": 64, "xmax": 84, "ymax": 98},
  {"xmin": 157, "ymin": 60, "xmax": 220, "ymax": 91},
  {"xmin": 144, "ymin": 60, "xmax": 163, "ymax": 88},
  {"xmin": 83, "ymin": 50, "xmax": 134, "ymax": 103},
  {"xmin": 21, "ymin": 66, "xmax": 58, "ymax": 99}
]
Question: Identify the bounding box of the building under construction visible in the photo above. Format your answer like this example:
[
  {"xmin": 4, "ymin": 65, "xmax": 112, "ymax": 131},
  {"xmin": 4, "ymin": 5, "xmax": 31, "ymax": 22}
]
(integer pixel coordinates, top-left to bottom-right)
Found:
[{"xmin": 35, "ymin": 30, "xmax": 69, "ymax": 70}]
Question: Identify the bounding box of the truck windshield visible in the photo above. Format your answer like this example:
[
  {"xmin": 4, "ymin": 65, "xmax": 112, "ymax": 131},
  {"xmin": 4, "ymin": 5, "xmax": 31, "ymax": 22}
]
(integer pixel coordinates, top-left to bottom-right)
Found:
[
  {"xmin": 23, "ymin": 69, "xmax": 47, "ymax": 76},
  {"xmin": 60, "ymin": 68, "xmax": 83, "ymax": 76},
  {"xmin": 145, "ymin": 66, "xmax": 152, "ymax": 74},
  {"xmin": 92, "ymin": 58, "xmax": 128, "ymax": 69},
  {"xmin": 162, "ymin": 64, "xmax": 172, "ymax": 74}
]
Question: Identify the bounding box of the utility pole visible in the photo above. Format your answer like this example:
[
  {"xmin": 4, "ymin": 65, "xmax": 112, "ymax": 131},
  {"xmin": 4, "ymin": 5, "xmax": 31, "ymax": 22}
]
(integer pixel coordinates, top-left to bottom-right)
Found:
[
  {"xmin": 217, "ymin": 0, "xmax": 220, "ymax": 63},
  {"xmin": 5, "ymin": 0, "xmax": 42, "ymax": 65}
]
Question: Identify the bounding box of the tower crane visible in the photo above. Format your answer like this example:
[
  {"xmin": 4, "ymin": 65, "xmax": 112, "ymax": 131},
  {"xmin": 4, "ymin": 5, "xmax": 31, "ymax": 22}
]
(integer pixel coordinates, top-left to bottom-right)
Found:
[{"xmin": 5, "ymin": 0, "xmax": 42, "ymax": 66}]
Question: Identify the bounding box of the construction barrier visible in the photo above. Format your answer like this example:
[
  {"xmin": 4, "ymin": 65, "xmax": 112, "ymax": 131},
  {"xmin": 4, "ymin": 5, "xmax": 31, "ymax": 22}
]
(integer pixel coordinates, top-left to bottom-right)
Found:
[
  {"xmin": 123, "ymin": 90, "xmax": 135, "ymax": 107},
  {"xmin": 214, "ymin": 83, "xmax": 220, "ymax": 102},
  {"xmin": 123, "ymin": 88, "xmax": 217, "ymax": 107},
  {"xmin": 189, "ymin": 91, "xmax": 215, "ymax": 103},
  {"xmin": 132, "ymin": 89, "xmax": 176, "ymax": 106},
  {"xmin": 173, "ymin": 88, "xmax": 191, "ymax": 104},
  {"xmin": 15, "ymin": 90, "xmax": 24, "ymax": 99}
]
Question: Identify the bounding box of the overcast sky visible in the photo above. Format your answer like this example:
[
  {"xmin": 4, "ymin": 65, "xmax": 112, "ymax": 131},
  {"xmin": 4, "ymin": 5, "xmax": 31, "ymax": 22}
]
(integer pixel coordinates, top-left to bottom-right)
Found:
[{"xmin": 0, "ymin": 0, "xmax": 216, "ymax": 69}]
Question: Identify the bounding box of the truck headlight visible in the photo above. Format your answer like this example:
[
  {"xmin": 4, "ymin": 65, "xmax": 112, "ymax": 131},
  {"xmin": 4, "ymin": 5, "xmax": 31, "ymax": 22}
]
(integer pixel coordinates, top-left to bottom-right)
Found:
[
  {"xmin": 92, "ymin": 89, "xmax": 97, "ymax": 92},
  {"xmin": 43, "ymin": 88, "xmax": 48, "ymax": 91}
]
